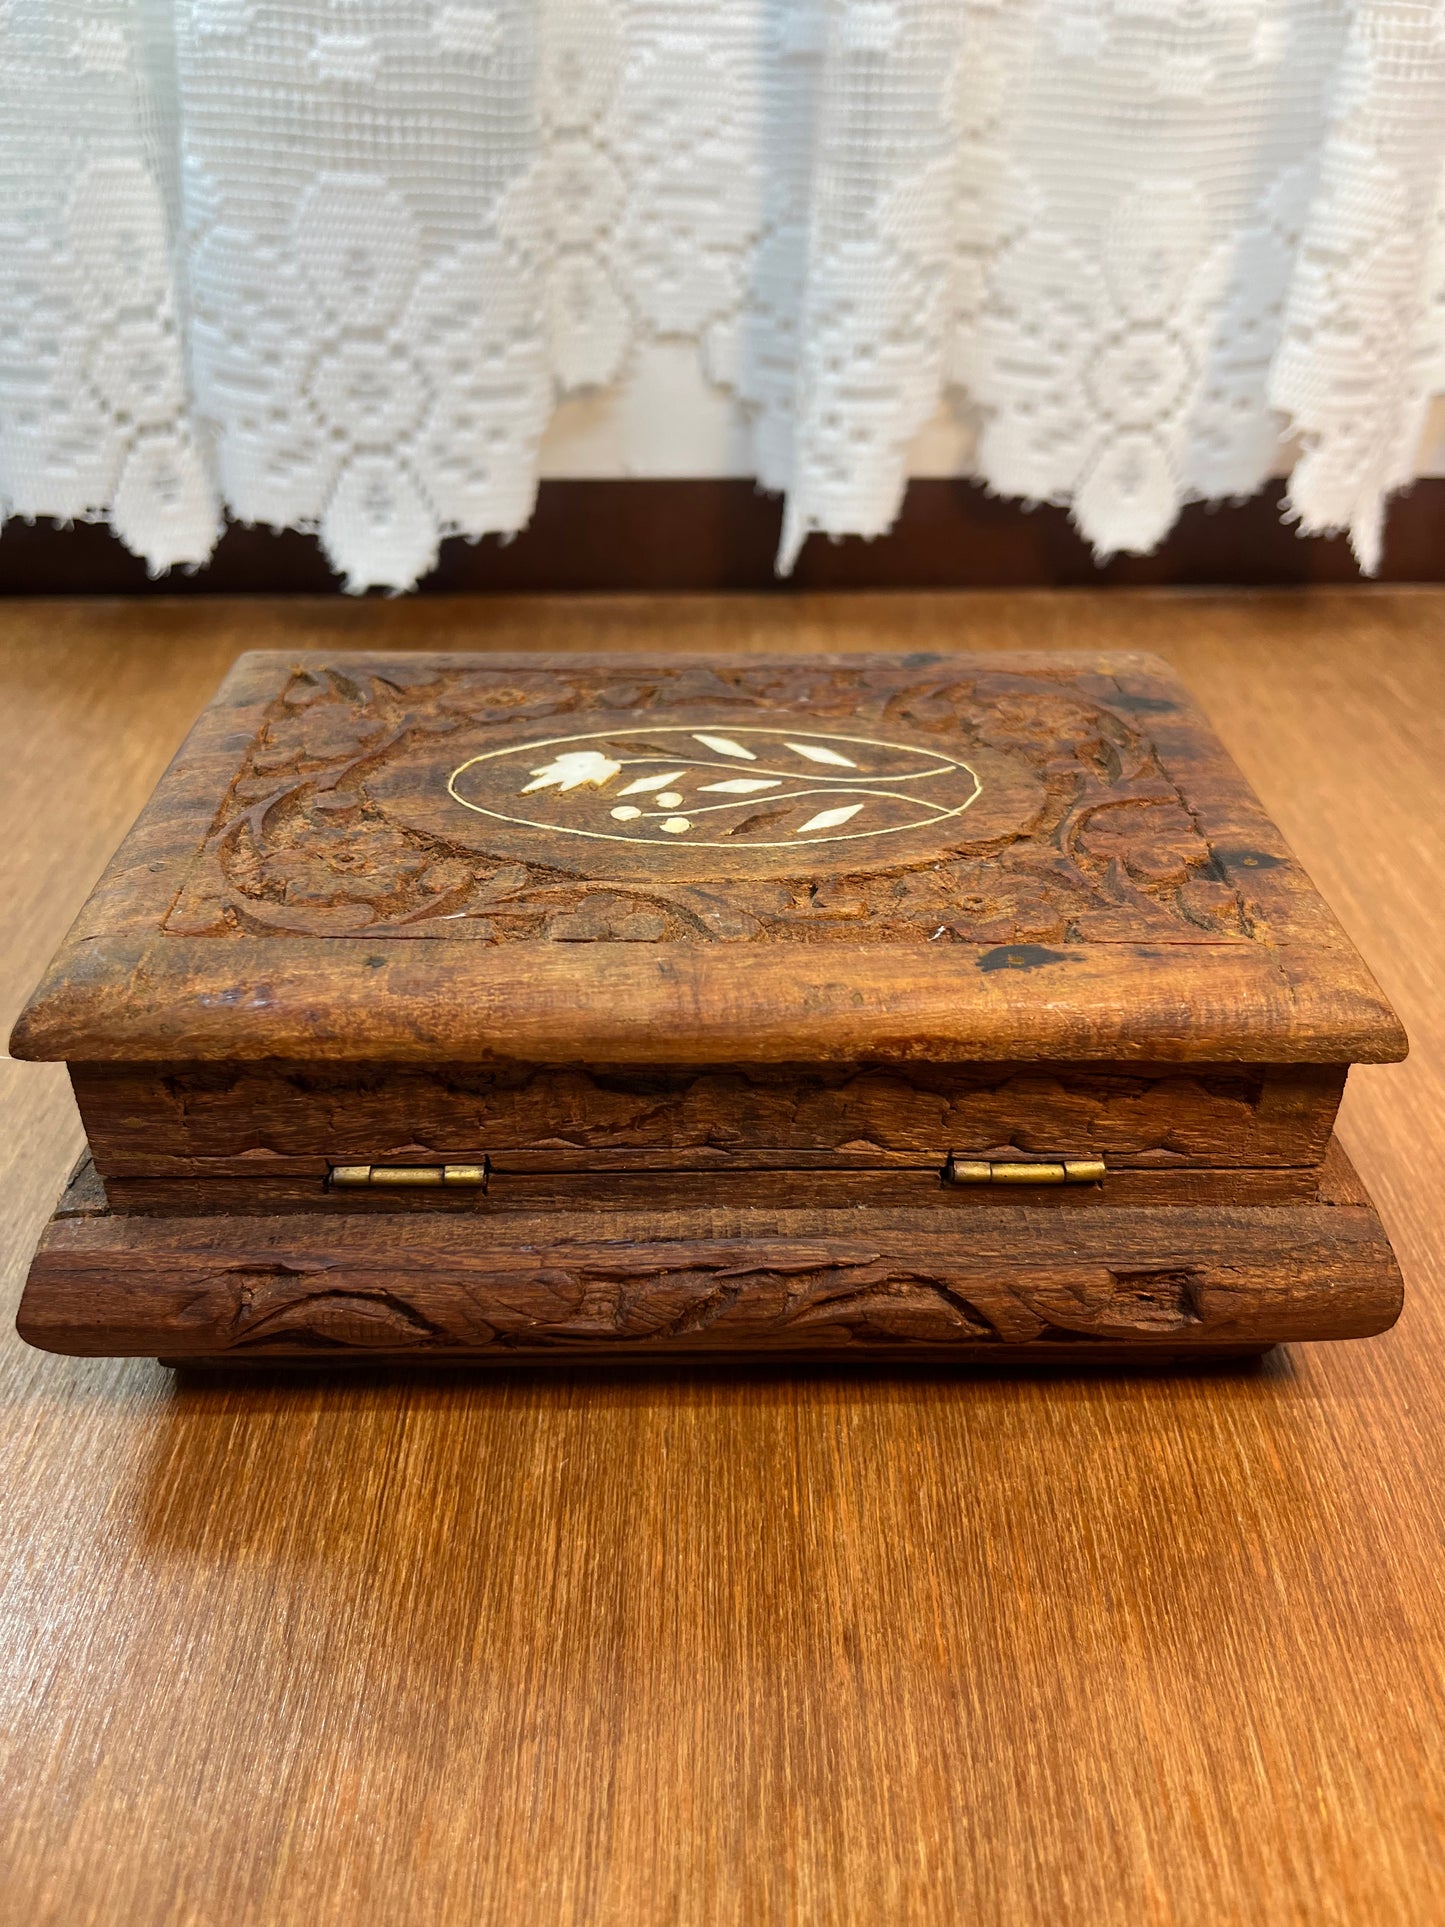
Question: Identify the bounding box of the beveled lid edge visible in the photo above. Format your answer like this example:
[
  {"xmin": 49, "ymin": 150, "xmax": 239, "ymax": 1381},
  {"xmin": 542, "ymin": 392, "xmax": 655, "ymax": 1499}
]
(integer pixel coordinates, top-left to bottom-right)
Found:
[
  {"xmin": 7, "ymin": 647, "xmax": 1409, "ymax": 1069},
  {"xmin": 9, "ymin": 936, "xmax": 1408, "ymax": 1066}
]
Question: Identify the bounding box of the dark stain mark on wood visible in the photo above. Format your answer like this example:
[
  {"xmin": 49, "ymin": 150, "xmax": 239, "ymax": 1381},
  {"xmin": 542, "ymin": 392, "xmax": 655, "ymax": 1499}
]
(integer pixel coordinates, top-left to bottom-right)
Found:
[{"xmin": 977, "ymin": 945, "xmax": 1080, "ymax": 973}]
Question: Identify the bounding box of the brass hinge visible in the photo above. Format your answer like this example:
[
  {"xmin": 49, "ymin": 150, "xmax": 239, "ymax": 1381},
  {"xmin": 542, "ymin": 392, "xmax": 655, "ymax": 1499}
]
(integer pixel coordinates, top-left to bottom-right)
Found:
[
  {"xmin": 946, "ymin": 1156, "xmax": 1105, "ymax": 1186},
  {"xmin": 330, "ymin": 1163, "xmax": 489, "ymax": 1190}
]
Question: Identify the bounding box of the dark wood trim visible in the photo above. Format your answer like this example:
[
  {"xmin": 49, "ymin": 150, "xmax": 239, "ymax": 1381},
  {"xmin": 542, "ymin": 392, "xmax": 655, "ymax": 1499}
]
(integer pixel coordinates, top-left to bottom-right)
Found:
[
  {"xmin": 2, "ymin": 477, "xmax": 1441, "ymax": 594},
  {"xmin": 17, "ymin": 1140, "xmax": 1404, "ymax": 1362}
]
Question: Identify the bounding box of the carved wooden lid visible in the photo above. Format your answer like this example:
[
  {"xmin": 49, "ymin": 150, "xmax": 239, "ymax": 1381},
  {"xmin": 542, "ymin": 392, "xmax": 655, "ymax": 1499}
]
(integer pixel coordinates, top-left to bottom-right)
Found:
[{"xmin": 10, "ymin": 649, "xmax": 1406, "ymax": 1065}]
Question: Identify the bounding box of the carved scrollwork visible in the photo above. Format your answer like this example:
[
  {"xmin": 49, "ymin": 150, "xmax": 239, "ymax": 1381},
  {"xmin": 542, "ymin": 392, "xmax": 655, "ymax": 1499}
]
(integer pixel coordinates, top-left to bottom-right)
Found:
[
  {"xmin": 210, "ymin": 1253, "xmax": 1205, "ymax": 1354},
  {"xmin": 164, "ymin": 659, "xmax": 1248, "ymax": 945}
]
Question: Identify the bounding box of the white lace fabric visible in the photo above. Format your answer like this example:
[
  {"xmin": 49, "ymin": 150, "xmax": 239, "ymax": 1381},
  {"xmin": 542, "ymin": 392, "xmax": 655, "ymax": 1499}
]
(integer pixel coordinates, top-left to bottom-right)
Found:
[{"xmin": 0, "ymin": 0, "xmax": 1441, "ymax": 591}]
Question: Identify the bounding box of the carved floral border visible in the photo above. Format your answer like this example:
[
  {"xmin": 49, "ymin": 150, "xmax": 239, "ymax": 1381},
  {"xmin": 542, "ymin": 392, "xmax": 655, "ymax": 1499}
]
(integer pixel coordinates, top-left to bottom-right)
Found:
[{"xmin": 164, "ymin": 659, "xmax": 1250, "ymax": 946}]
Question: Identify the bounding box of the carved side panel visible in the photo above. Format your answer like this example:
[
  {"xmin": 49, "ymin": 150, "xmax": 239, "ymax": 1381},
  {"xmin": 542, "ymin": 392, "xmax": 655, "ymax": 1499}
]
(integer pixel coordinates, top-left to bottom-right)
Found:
[
  {"xmin": 20, "ymin": 1203, "xmax": 1404, "ymax": 1359},
  {"xmin": 71, "ymin": 1061, "xmax": 1345, "ymax": 1171},
  {"xmin": 198, "ymin": 1253, "xmax": 1209, "ymax": 1351},
  {"xmin": 22, "ymin": 1144, "xmax": 1403, "ymax": 1360}
]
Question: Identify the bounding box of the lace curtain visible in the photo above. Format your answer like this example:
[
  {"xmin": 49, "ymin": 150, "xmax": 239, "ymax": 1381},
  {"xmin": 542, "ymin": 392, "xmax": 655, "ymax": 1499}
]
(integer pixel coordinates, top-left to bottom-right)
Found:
[{"xmin": 2, "ymin": 0, "xmax": 1442, "ymax": 591}]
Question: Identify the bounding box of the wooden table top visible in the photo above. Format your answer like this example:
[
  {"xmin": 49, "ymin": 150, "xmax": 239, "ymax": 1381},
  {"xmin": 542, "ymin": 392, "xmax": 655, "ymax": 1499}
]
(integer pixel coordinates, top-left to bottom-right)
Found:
[{"xmin": 3, "ymin": 590, "xmax": 1442, "ymax": 1927}]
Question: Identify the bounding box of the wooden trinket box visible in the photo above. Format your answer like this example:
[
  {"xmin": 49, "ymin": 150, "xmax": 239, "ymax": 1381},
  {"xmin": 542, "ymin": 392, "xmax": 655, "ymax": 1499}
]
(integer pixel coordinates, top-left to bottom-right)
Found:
[{"xmin": 11, "ymin": 648, "xmax": 1407, "ymax": 1368}]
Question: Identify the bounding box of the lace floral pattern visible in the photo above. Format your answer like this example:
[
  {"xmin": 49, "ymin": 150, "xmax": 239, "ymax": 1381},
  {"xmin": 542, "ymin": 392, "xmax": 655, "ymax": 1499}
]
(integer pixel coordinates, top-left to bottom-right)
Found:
[
  {"xmin": 1271, "ymin": 0, "xmax": 1445, "ymax": 569},
  {"xmin": 0, "ymin": 1, "xmax": 218, "ymax": 569},
  {"xmin": 179, "ymin": 0, "xmax": 550, "ymax": 590},
  {"xmin": 0, "ymin": 0, "xmax": 1441, "ymax": 587}
]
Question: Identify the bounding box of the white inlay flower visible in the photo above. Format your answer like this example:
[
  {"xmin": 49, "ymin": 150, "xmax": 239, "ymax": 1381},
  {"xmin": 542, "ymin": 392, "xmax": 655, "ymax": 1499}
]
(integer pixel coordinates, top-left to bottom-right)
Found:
[{"xmin": 521, "ymin": 749, "xmax": 621, "ymax": 793}]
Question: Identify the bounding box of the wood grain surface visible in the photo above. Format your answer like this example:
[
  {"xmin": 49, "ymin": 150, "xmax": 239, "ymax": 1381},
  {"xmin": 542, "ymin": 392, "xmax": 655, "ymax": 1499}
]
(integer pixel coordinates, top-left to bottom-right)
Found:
[{"xmin": 2, "ymin": 590, "xmax": 1443, "ymax": 1927}]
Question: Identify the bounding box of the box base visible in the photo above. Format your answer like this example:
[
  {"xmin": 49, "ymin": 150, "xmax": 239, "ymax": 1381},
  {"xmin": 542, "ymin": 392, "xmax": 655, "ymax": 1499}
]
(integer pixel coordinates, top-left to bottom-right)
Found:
[{"xmin": 17, "ymin": 1142, "xmax": 1402, "ymax": 1367}]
